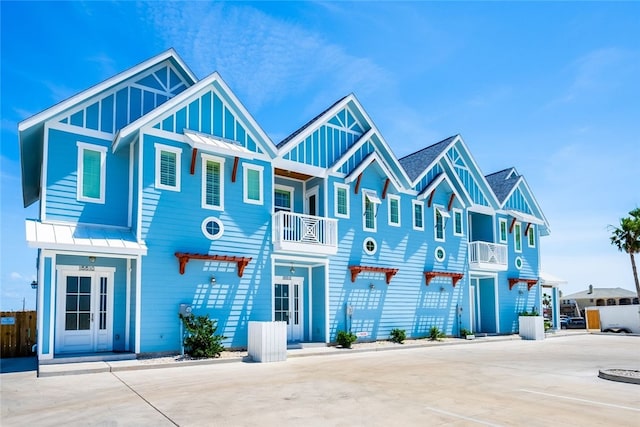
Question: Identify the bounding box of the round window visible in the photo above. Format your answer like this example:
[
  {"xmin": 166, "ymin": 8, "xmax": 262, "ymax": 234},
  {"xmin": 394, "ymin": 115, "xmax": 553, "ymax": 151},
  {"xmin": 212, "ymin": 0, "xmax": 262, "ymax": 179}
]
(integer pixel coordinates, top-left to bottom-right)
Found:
[
  {"xmin": 201, "ymin": 217, "xmax": 224, "ymax": 240},
  {"xmin": 515, "ymin": 256, "xmax": 523, "ymax": 270},
  {"xmin": 435, "ymin": 246, "xmax": 446, "ymax": 262},
  {"xmin": 363, "ymin": 237, "xmax": 377, "ymax": 255}
]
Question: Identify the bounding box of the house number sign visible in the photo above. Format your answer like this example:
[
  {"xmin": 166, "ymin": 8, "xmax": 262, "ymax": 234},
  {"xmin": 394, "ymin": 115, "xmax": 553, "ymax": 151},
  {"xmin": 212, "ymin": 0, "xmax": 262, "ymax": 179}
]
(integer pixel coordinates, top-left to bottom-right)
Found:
[{"xmin": 79, "ymin": 265, "xmax": 95, "ymax": 271}]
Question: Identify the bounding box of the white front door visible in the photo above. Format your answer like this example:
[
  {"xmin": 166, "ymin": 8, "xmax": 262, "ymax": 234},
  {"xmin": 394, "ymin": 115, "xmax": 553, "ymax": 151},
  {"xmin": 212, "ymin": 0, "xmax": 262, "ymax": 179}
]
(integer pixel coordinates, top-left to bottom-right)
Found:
[
  {"xmin": 55, "ymin": 267, "xmax": 114, "ymax": 354},
  {"xmin": 274, "ymin": 277, "xmax": 304, "ymax": 342}
]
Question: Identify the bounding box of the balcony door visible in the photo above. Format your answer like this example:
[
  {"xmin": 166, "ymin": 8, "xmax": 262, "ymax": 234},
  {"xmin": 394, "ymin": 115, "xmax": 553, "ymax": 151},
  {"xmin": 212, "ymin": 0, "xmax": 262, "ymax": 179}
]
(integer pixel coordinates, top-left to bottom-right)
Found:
[
  {"xmin": 273, "ymin": 276, "xmax": 304, "ymax": 342},
  {"xmin": 305, "ymin": 186, "xmax": 318, "ymax": 216}
]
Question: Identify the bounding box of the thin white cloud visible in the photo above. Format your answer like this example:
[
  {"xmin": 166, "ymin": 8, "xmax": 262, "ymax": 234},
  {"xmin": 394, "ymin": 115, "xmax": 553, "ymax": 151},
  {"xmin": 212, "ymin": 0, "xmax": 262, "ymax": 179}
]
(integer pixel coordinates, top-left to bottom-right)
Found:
[
  {"xmin": 139, "ymin": 3, "xmax": 391, "ymax": 112},
  {"xmin": 10, "ymin": 272, "xmax": 23, "ymax": 280}
]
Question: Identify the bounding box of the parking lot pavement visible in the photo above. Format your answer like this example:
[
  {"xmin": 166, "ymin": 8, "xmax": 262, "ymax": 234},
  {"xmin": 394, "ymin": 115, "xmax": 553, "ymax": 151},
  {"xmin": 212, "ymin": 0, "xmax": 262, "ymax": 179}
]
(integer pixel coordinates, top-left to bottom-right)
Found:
[{"xmin": 2, "ymin": 334, "xmax": 639, "ymax": 426}]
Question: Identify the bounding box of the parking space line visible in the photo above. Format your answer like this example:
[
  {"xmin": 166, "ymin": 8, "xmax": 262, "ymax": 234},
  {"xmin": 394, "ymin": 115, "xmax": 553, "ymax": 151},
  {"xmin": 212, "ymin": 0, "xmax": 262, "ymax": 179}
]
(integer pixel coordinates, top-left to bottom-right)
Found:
[
  {"xmin": 518, "ymin": 389, "xmax": 640, "ymax": 412},
  {"xmin": 424, "ymin": 406, "xmax": 502, "ymax": 426}
]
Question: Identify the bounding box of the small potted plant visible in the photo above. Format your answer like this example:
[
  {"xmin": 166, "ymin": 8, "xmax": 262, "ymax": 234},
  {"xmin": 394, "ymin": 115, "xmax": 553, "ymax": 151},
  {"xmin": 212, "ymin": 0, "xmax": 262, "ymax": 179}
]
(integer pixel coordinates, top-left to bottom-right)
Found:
[
  {"xmin": 336, "ymin": 330, "xmax": 357, "ymax": 348},
  {"xmin": 460, "ymin": 328, "xmax": 475, "ymax": 340}
]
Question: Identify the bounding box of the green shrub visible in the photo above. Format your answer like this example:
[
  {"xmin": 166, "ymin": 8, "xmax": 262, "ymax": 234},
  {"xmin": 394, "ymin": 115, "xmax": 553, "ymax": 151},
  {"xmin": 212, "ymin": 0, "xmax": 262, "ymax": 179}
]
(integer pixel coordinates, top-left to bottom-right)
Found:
[
  {"xmin": 180, "ymin": 314, "xmax": 226, "ymax": 358},
  {"xmin": 460, "ymin": 328, "xmax": 473, "ymax": 338},
  {"xmin": 429, "ymin": 326, "xmax": 445, "ymax": 341},
  {"xmin": 389, "ymin": 328, "xmax": 406, "ymax": 344},
  {"xmin": 336, "ymin": 330, "xmax": 357, "ymax": 348},
  {"xmin": 519, "ymin": 307, "xmax": 540, "ymax": 316}
]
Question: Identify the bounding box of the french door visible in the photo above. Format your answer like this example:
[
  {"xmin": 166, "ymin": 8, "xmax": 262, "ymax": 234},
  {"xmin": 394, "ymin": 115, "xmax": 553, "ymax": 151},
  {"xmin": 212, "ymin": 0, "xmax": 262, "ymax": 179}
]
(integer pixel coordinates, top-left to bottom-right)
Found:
[
  {"xmin": 55, "ymin": 267, "xmax": 114, "ymax": 354},
  {"xmin": 274, "ymin": 277, "xmax": 304, "ymax": 342}
]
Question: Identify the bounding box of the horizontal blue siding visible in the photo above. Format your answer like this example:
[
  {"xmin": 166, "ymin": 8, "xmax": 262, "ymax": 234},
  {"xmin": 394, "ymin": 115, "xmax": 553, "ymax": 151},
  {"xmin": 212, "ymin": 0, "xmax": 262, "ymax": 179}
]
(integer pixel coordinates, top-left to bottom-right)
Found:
[{"xmin": 45, "ymin": 128, "xmax": 128, "ymax": 226}]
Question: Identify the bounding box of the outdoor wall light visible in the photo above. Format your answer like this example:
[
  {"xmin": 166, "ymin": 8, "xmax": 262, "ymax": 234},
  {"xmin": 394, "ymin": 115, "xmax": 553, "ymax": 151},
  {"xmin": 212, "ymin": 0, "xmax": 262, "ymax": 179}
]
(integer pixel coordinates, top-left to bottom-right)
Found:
[
  {"xmin": 290, "ymin": 265, "xmax": 296, "ymax": 274},
  {"xmin": 210, "ymin": 276, "xmax": 216, "ymax": 284},
  {"xmin": 30, "ymin": 280, "xmax": 38, "ymax": 290},
  {"xmin": 88, "ymin": 256, "xmax": 96, "ymax": 263},
  {"xmin": 369, "ymin": 283, "xmax": 375, "ymax": 290},
  {"xmin": 518, "ymin": 290, "xmax": 524, "ymax": 295},
  {"xmin": 439, "ymin": 286, "xmax": 445, "ymax": 292}
]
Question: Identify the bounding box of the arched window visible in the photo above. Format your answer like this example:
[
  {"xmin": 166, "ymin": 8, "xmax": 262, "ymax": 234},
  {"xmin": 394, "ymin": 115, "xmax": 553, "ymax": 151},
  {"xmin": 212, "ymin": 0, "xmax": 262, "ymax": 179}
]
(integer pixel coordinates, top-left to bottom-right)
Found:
[
  {"xmin": 619, "ymin": 298, "xmax": 631, "ymax": 305},
  {"xmin": 606, "ymin": 298, "xmax": 616, "ymax": 306},
  {"xmin": 596, "ymin": 299, "xmax": 605, "ymax": 306}
]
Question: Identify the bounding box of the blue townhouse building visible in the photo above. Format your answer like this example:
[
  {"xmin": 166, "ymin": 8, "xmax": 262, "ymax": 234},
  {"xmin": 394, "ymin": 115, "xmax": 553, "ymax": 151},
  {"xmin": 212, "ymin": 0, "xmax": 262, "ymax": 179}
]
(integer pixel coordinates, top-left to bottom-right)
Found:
[{"xmin": 19, "ymin": 50, "xmax": 554, "ymax": 363}]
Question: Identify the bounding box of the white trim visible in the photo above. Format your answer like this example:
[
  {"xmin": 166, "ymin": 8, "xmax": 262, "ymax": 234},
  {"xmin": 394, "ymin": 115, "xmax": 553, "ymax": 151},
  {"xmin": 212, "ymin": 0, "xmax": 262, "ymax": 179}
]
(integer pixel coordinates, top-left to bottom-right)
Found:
[
  {"xmin": 201, "ymin": 153, "xmax": 225, "ymax": 211},
  {"xmin": 506, "ymin": 209, "xmax": 545, "ymax": 226},
  {"xmin": 515, "ymin": 256, "xmax": 523, "ymax": 270},
  {"xmin": 243, "ymin": 163, "xmax": 264, "ymax": 205},
  {"xmin": 125, "ymin": 258, "xmax": 131, "ymax": 352},
  {"xmin": 363, "ymin": 189, "xmax": 382, "ymax": 205},
  {"xmin": 201, "ymin": 216, "xmax": 224, "ymax": 240},
  {"xmin": 434, "ymin": 204, "xmax": 446, "ymax": 242},
  {"xmin": 135, "ymin": 255, "xmax": 142, "ymax": 353},
  {"xmin": 498, "ymin": 218, "xmax": 508, "ymax": 243},
  {"xmin": 48, "ymin": 121, "xmax": 114, "ymax": 141},
  {"xmin": 324, "ymin": 259, "xmax": 330, "ymax": 343},
  {"xmin": 334, "ymin": 183, "xmax": 350, "ymax": 218},
  {"xmin": 452, "ymin": 208, "xmax": 463, "ymax": 236},
  {"xmin": 41, "ymin": 123, "xmax": 50, "ymax": 222},
  {"xmin": 55, "ymin": 265, "xmax": 116, "ymax": 273},
  {"xmin": 417, "ymin": 173, "xmax": 467, "ymax": 209},
  {"xmin": 362, "ymin": 188, "xmax": 377, "ymax": 232},
  {"xmin": 467, "ymin": 204, "xmax": 494, "ymax": 215},
  {"xmin": 514, "ymin": 222, "xmax": 523, "ymax": 253},
  {"xmin": 271, "ymin": 158, "xmax": 329, "ymax": 178},
  {"xmin": 527, "ymin": 224, "xmax": 536, "ymax": 248},
  {"xmin": 305, "ymin": 185, "xmax": 319, "ymax": 216},
  {"xmin": 184, "ymin": 130, "xmax": 256, "ymax": 161},
  {"xmin": 434, "ymin": 246, "xmax": 446, "ymax": 262},
  {"xmin": 363, "ymin": 237, "xmax": 377, "ymax": 255},
  {"xmin": 274, "ymin": 184, "xmax": 295, "ymax": 212},
  {"xmin": 48, "ymin": 252, "xmax": 56, "ymax": 358},
  {"xmin": 329, "ymin": 128, "xmax": 375, "ymax": 172},
  {"xmin": 412, "ymin": 200, "xmax": 424, "ymax": 231},
  {"xmin": 76, "ymin": 142, "xmax": 107, "ymax": 204},
  {"xmin": 154, "ymin": 143, "xmax": 182, "ymax": 191},
  {"xmin": 136, "ymin": 139, "xmax": 143, "ymax": 242},
  {"xmin": 343, "ymin": 151, "xmax": 402, "ymax": 192},
  {"xmin": 387, "ymin": 194, "xmax": 401, "ymax": 227}
]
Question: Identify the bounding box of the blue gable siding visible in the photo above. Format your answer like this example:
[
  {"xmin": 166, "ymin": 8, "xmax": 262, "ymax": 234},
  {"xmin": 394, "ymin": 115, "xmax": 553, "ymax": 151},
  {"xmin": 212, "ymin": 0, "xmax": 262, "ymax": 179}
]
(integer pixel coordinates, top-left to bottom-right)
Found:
[
  {"xmin": 336, "ymin": 140, "xmax": 375, "ymax": 175},
  {"xmin": 45, "ymin": 128, "xmax": 129, "ymax": 226},
  {"xmin": 414, "ymin": 163, "xmax": 443, "ymax": 193},
  {"xmin": 504, "ymin": 187, "xmax": 532, "ymax": 214},
  {"xmin": 57, "ymin": 62, "xmax": 190, "ymax": 135},
  {"xmin": 285, "ymin": 107, "xmax": 366, "ymax": 168},
  {"xmin": 447, "ymin": 146, "xmax": 488, "ymax": 206},
  {"xmin": 150, "ymin": 86, "xmax": 264, "ymax": 155}
]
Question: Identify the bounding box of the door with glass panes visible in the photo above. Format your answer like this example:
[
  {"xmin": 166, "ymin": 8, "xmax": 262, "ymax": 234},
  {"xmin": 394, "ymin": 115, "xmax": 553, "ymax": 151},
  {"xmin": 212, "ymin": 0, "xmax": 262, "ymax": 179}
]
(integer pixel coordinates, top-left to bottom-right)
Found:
[
  {"xmin": 55, "ymin": 268, "xmax": 114, "ymax": 353},
  {"xmin": 273, "ymin": 277, "xmax": 304, "ymax": 342}
]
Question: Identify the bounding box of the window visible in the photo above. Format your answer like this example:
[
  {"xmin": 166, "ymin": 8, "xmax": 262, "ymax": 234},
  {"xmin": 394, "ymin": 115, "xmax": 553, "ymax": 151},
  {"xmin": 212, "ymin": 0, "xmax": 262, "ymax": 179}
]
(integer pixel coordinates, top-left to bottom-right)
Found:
[
  {"xmin": 515, "ymin": 256, "xmax": 523, "ymax": 270},
  {"xmin": 412, "ymin": 200, "xmax": 424, "ymax": 231},
  {"xmin": 363, "ymin": 237, "xmax": 377, "ymax": 255},
  {"xmin": 514, "ymin": 222, "xmax": 522, "ymax": 253},
  {"xmin": 274, "ymin": 185, "xmax": 294, "ymax": 212},
  {"xmin": 362, "ymin": 190, "xmax": 381, "ymax": 232},
  {"xmin": 453, "ymin": 208, "xmax": 463, "ymax": 236},
  {"xmin": 388, "ymin": 195, "xmax": 400, "ymax": 227},
  {"xmin": 334, "ymin": 183, "xmax": 350, "ymax": 218},
  {"xmin": 201, "ymin": 217, "xmax": 224, "ymax": 240},
  {"xmin": 434, "ymin": 206, "xmax": 448, "ymax": 242},
  {"xmin": 155, "ymin": 143, "xmax": 182, "ymax": 191},
  {"xmin": 243, "ymin": 164, "xmax": 263, "ymax": 205},
  {"xmin": 527, "ymin": 224, "xmax": 535, "ymax": 248},
  {"xmin": 499, "ymin": 218, "xmax": 508, "ymax": 243},
  {"xmin": 435, "ymin": 246, "xmax": 446, "ymax": 262},
  {"xmin": 77, "ymin": 142, "xmax": 106, "ymax": 203},
  {"xmin": 201, "ymin": 154, "xmax": 224, "ymax": 210}
]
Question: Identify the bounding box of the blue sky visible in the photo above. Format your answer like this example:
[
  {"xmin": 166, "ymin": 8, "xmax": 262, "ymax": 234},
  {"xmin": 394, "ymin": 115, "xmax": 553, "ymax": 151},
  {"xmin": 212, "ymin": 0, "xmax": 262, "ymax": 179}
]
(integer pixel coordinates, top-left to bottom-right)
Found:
[{"xmin": 1, "ymin": 1, "xmax": 639, "ymax": 310}]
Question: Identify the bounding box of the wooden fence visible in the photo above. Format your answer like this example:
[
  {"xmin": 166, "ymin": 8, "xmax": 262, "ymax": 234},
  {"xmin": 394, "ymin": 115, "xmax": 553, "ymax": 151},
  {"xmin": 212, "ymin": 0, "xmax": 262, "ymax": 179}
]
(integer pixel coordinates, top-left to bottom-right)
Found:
[{"xmin": 1, "ymin": 311, "xmax": 37, "ymax": 358}]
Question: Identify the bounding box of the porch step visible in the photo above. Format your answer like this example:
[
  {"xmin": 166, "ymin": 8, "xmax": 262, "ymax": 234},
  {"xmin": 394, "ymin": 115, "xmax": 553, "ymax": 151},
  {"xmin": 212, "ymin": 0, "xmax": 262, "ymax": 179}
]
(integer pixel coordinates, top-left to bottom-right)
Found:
[
  {"xmin": 40, "ymin": 352, "xmax": 136, "ymax": 365},
  {"xmin": 287, "ymin": 342, "xmax": 327, "ymax": 350}
]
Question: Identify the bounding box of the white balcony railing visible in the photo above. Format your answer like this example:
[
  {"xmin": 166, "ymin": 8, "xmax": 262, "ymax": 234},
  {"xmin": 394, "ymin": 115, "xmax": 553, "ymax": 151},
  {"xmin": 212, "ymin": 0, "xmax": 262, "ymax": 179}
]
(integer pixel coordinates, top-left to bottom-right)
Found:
[
  {"xmin": 272, "ymin": 211, "xmax": 338, "ymax": 255},
  {"xmin": 468, "ymin": 241, "xmax": 508, "ymax": 271}
]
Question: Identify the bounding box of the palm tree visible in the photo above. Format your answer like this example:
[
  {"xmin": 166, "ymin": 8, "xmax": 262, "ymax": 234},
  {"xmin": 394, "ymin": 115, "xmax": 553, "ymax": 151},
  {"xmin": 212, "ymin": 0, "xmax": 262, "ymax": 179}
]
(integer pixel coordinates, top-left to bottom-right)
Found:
[{"xmin": 610, "ymin": 208, "xmax": 640, "ymax": 300}]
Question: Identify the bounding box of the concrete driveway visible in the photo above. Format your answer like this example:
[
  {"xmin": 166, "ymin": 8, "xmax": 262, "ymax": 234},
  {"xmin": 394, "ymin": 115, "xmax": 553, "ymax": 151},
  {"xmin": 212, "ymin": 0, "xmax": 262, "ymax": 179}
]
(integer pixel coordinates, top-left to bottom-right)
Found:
[{"xmin": 1, "ymin": 334, "xmax": 639, "ymax": 426}]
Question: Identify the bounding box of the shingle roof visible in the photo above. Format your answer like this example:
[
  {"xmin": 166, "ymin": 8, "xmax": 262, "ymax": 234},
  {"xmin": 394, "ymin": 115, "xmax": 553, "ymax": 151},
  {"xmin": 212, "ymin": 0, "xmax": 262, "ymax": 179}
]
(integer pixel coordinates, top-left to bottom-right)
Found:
[
  {"xmin": 563, "ymin": 287, "xmax": 638, "ymax": 300},
  {"xmin": 398, "ymin": 135, "xmax": 457, "ymax": 181},
  {"xmin": 277, "ymin": 95, "xmax": 349, "ymax": 148},
  {"xmin": 485, "ymin": 167, "xmax": 519, "ymax": 203}
]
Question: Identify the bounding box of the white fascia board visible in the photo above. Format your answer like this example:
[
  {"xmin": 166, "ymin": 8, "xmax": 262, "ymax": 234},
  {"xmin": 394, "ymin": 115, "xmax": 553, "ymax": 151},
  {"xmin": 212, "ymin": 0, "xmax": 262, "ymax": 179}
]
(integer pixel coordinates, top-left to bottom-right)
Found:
[
  {"xmin": 343, "ymin": 152, "xmax": 403, "ymax": 192},
  {"xmin": 497, "ymin": 176, "xmax": 523, "ymax": 209},
  {"xmin": 271, "ymin": 158, "xmax": 329, "ymax": 178},
  {"xmin": 329, "ymin": 128, "xmax": 375, "ymax": 172},
  {"xmin": 505, "ymin": 209, "xmax": 545, "ymax": 226},
  {"xmin": 19, "ymin": 49, "xmax": 193, "ymax": 133},
  {"xmin": 440, "ymin": 155, "xmax": 474, "ymax": 207},
  {"xmin": 453, "ymin": 136, "xmax": 501, "ymax": 208},
  {"xmin": 278, "ymin": 96, "xmax": 354, "ymax": 157},
  {"xmin": 467, "ymin": 204, "xmax": 495, "ymax": 215},
  {"xmin": 26, "ymin": 241, "xmax": 148, "ymax": 256},
  {"xmin": 183, "ymin": 130, "xmax": 258, "ymax": 161},
  {"xmin": 410, "ymin": 136, "xmax": 459, "ymax": 188}
]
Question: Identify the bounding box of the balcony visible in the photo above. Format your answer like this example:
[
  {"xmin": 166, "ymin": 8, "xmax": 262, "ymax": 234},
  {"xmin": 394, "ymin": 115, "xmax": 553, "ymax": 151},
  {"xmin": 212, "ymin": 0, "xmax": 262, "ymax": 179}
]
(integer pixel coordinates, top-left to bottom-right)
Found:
[
  {"xmin": 468, "ymin": 241, "xmax": 507, "ymax": 271},
  {"xmin": 272, "ymin": 211, "xmax": 338, "ymax": 255}
]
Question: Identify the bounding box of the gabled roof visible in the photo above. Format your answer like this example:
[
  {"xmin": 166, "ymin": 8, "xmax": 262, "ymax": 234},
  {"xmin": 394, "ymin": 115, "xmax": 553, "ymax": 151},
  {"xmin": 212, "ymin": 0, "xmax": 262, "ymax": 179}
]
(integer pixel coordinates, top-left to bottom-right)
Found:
[
  {"xmin": 18, "ymin": 49, "xmax": 196, "ymax": 207},
  {"xmin": 564, "ymin": 287, "xmax": 637, "ymax": 300},
  {"xmin": 112, "ymin": 72, "xmax": 276, "ymax": 157},
  {"xmin": 398, "ymin": 135, "xmax": 457, "ymax": 181},
  {"xmin": 277, "ymin": 96, "xmax": 348, "ymax": 148},
  {"xmin": 486, "ymin": 167, "xmax": 520, "ymax": 203}
]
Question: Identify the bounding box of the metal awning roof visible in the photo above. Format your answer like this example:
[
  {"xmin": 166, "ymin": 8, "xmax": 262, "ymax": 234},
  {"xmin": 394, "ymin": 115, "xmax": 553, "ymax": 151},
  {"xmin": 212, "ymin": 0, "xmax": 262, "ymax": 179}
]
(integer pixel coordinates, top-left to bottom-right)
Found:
[
  {"xmin": 25, "ymin": 220, "xmax": 147, "ymax": 256},
  {"xmin": 184, "ymin": 130, "xmax": 256, "ymax": 159},
  {"xmin": 506, "ymin": 209, "xmax": 544, "ymax": 225}
]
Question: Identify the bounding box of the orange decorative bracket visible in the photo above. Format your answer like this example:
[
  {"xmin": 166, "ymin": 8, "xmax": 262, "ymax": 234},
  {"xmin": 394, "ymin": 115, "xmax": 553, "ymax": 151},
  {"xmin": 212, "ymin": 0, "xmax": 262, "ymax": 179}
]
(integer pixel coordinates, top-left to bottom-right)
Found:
[
  {"xmin": 175, "ymin": 252, "xmax": 252, "ymax": 277},
  {"xmin": 231, "ymin": 157, "xmax": 239, "ymax": 183},
  {"xmin": 509, "ymin": 217, "xmax": 517, "ymax": 233},
  {"xmin": 354, "ymin": 173, "xmax": 363, "ymax": 194},
  {"xmin": 447, "ymin": 193, "xmax": 456, "ymax": 211},
  {"xmin": 524, "ymin": 222, "xmax": 531, "ymax": 237},
  {"xmin": 424, "ymin": 271, "xmax": 464, "ymax": 287},
  {"xmin": 427, "ymin": 190, "xmax": 436, "ymax": 208},
  {"xmin": 508, "ymin": 278, "xmax": 538, "ymax": 291},
  {"xmin": 382, "ymin": 178, "xmax": 390, "ymax": 199},
  {"xmin": 190, "ymin": 148, "xmax": 198, "ymax": 175},
  {"xmin": 349, "ymin": 265, "xmax": 399, "ymax": 284}
]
